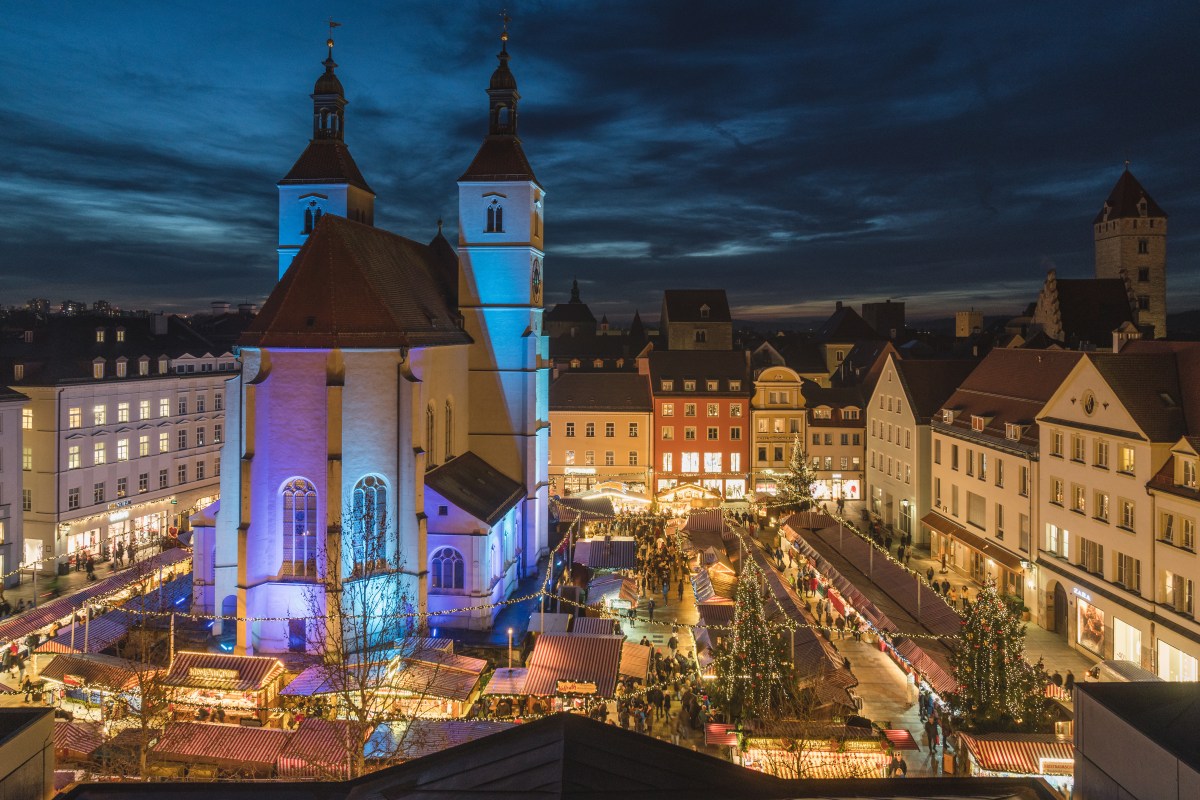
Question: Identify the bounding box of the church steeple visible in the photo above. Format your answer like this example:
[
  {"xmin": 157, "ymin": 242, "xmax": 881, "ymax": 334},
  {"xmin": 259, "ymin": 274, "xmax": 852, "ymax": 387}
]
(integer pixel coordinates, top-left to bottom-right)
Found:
[
  {"xmin": 488, "ymin": 15, "xmax": 519, "ymax": 136},
  {"xmin": 312, "ymin": 28, "xmax": 346, "ymax": 141}
]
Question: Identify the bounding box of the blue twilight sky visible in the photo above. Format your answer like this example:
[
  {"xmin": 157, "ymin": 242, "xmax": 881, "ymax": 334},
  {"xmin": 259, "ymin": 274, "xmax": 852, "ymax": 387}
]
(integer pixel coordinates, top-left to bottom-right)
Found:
[{"xmin": 2, "ymin": 1, "xmax": 1199, "ymax": 324}]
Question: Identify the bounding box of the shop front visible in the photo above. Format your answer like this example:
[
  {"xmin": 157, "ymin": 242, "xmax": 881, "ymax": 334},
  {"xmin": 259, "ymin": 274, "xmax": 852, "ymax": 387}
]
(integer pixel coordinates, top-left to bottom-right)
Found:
[
  {"xmin": 58, "ymin": 494, "xmax": 188, "ymax": 566},
  {"xmin": 162, "ymin": 651, "xmax": 286, "ymax": 725},
  {"xmin": 921, "ymin": 511, "xmax": 1026, "ymax": 601},
  {"xmin": 1156, "ymin": 636, "xmax": 1199, "ymax": 682},
  {"xmin": 812, "ymin": 477, "xmax": 860, "ymax": 503}
]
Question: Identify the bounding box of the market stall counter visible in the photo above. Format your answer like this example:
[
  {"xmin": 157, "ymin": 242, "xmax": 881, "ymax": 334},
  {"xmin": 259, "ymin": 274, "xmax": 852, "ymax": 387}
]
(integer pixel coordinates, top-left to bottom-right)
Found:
[{"xmin": 161, "ymin": 651, "xmax": 285, "ymax": 725}]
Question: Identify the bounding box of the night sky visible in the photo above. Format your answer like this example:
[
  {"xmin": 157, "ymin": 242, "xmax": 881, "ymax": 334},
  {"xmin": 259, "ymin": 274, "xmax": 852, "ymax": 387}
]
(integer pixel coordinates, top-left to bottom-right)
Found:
[{"xmin": 4, "ymin": 2, "xmax": 1199, "ymax": 324}]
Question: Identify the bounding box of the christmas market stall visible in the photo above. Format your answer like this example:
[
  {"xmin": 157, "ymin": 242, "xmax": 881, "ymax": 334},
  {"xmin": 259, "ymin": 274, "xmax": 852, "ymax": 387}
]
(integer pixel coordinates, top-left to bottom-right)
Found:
[
  {"xmin": 53, "ymin": 720, "xmax": 103, "ymax": 764},
  {"xmin": 275, "ymin": 718, "xmax": 367, "ymax": 780},
  {"xmin": 956, "ymin": 732, "xmax": 1074, "ymax": 797},
  {"xmin": 480, "ymin": 633, "xmax": 623, "ymax": 718},
  {"xmin": 148, "ymin": 721, "xmax": 291, "ymax": 778},
  {"xmin": 656, "ymin": 483, "xmax": 722, "ymax": 516},
  {"xmin": 38, "ymin": 652, "xmax": 162, "ymax": 720},
  {"xmin": 737, "ymin": 721, "xmax": 891, "ymax": 779},
  {"xmin": 161, "ymin": 651, "xmax": 285, "ymax": 725},
  {"xmin": 34, "ymin": 610, "xmax": 134, "ymax": 657},
  {"xmin": 381, "ymin": 646, "xmax": 489, "ymax": 718}
]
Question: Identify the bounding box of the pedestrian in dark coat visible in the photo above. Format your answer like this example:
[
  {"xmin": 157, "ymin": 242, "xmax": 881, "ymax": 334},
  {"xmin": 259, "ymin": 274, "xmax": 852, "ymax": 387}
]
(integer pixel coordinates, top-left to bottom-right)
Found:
[{"xmin": 1064, "ymin": 670, "xmax": 1076, "ymax": 699}]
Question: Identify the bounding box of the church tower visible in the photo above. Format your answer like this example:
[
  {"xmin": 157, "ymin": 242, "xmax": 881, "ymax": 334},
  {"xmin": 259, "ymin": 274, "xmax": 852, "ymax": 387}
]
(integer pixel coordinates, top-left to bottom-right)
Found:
[
  {"xmin": 277, "ymin": 32, "xmax": 375, "ymax": 280},
  {"xmin": 1094, "ymin": 166, "xmax": 1168, "ymax": 338},
  {"xmin": 457, "ymin": 21, "xmax": 549, "ymax": 575}
]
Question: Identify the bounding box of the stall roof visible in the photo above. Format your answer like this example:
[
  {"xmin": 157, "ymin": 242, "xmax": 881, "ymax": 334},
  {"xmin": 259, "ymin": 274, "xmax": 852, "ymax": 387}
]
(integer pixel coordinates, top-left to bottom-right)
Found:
[
  {"xmin": 524, "ymin": 634, "xmax": 624, "ymax": 697},
  {"xmin": 365, "ymin": 719, "xmax": 514, "ymax": 762},
  {"xmin": 36, "ymin": 612, "xmax": 133, "ymax": 655},
  {"xmin": 958, "ymin": 733, "xmax": 1074, "ymax": 776},
  {"xmin": 151, "ymin": 722, "xmax": 290, "ymax": 770},
  {"xmin": 277, "ymin": 718, "xmax": 360, "ymax": 779},
  {"xmin": 389, "ymin": 649, "xmax": 488, "ymax": 702},
  {"xmin": 683, "ymin": 509, "xmax": 728, "ymax": 535},
  {"xmin": 528, "ymin": 612, "xmax": 572, "ymax": 634},
  {"xmin": 619, "ymin": 641, "xmax": 652, "ymax": 682},
  {"xmin": 572, "ymin": 538, "xmax": 637, "ymax": 570},
  {"xmin": 54, "ymin": 720, "xmax": 103, "ymax": 759},
  {"xmin": 553, "ymin": 495, "xmax": 616, "ymax": 522},
  {"xmin": 482, "ymin": 667, "xmax": 528, "ymax": 696},
  {"xmin": 570, "ymin": 616, "xmax": 616, "ymax": 636},
  {"xmin": 162, "ymin": 651, "xmax": 285, "ymax": 693},
  {"xmin": 40, "ymin": 653, "xmax": 160, "ymax": 693},
  {"xmin": 0, "ymin": 548, "xmax": 191, "ymax": 646}
]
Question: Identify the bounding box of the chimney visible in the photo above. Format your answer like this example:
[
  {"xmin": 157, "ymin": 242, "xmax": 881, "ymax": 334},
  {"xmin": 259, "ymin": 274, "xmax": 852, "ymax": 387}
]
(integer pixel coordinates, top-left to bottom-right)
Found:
[
  {"xmin": 835, "ymin": 301, "xmax": 843, "ymax": 311},
  {"xmin": 151, "ymin": 313, "xmax": 168, "ymax": 336}
]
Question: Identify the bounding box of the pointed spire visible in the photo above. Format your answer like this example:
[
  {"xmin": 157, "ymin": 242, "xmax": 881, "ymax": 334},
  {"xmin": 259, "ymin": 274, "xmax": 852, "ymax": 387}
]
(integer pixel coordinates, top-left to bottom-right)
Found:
[
  {"xmin": 312, "ymin": 21, "xmax": 346, "ymax": 141},
  {"xmin": 487, "ymin": 12, "xmax": 519, "ymax": 136},
  {"xmin": 569, "ymin": 279, "xmax": 581, "ymax": 303}
]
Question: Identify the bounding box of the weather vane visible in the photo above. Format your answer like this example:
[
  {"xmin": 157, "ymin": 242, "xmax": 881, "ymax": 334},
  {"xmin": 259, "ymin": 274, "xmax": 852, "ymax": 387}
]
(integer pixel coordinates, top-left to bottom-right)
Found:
[
  {"xmin": 327, "ymin": 18, "xmax": 341, "ymax": 57},
  {"xmin": 500, "ymin": 9, "xmax": 510, "ymax": 44}
]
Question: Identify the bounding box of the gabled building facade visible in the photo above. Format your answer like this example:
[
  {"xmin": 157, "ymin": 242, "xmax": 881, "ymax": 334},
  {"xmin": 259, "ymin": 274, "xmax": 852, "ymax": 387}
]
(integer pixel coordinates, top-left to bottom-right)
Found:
[
  {"xmin": 750, "ymin": 366, "xmax": 805, "ymax": 498},
  {"xmin": 548, "ymin": 372, "xmax": 652, "ymax": 496}
]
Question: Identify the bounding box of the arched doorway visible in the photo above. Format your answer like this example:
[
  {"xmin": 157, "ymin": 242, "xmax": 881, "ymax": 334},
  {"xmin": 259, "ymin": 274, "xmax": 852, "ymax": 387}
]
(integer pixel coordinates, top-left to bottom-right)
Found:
[{"xmin": 1046, "ymin": 581, "xmax": 1068, "ymax": 639}]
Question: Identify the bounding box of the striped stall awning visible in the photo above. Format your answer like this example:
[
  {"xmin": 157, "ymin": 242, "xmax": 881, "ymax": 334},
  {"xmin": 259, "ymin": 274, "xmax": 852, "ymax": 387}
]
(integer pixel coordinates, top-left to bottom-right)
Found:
[
  {"xmin": 959, "ymin": 732, "xmax": 1075, "ymax": 776},
  {"xmin": 54, "ymin": 721, "xmax": 103, "ymax": 758},
  {"xmin": 39, "ymin": 652, "xmax": 160, "ymax": 693},
  {"xmin": 618, "ymin": 641, "xmax": 651, "ymax": 682},
  {"xmin": 683, "ymin": 509, "xmax": 727, "ymax": 535},
  {"xmin": 572, "ymin": 538, "xmax": 637, "ymax": 570},
  {"xmin": 883, "ymin": 728, "xmax": 920, "ymax": 751},
  {"xmin": 571, "ymin": 616, "xmax": 616, "ymax": 635},
  {"xmin": 276, "ymin": 718, "xmax": 357, "ymax": 779},
  {"xmin": 705, "ymin": 722, "xmax": 738, "ymax": 746},
  {"xmin": 894, "ymin": 639, "xmax": 958, "ymax": 696},
  {"xmin": 482, "ymin": 667, "xmax": 528, "ymax": 696},
  {"xmin": 36, "ymin": 612, "xmax": 133, "ymax": 654},
  {"xmin": 152, "ymin": 722, "xmax": 291, "ymax": 771},
  {"xmin": 523, "ymin": 633, "xmax": 623, "ymax": 697}
]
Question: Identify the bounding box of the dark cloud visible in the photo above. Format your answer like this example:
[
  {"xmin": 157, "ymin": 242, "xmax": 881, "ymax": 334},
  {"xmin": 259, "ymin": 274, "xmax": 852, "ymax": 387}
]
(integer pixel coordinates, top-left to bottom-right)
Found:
[{"xmin": 1, "ymin": 1, "xmax": 1198, "ymax": 322}]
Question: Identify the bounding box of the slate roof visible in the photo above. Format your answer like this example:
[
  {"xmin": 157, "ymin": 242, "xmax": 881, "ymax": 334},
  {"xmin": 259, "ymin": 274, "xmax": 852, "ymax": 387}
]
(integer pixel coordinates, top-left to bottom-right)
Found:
[
  {"xmin": 1052, "ymin": 278, "xmax": 1136, "ymax": 346},
  {"xmin": 459, "ymin": 135, "xmax": 541, "ymax": 186},
  {"xmin": 891, "ymin": 358, "xmax": 978, "ymax": 422},
  {"xmin": 550, "ymin": 372, "xmax": 651, "ymax": 411},
  {"xmin": 279, "ymin": 139, "xmax": 373, "ymax": 193},
  {"xmin": 661, "ymin": 289, "xmax": 731, "ymax": 323},
  {"xmin": 934, "ymin": 349, "xmax": 1085, "ymax": 451},
  {"xmin": 0, "ymin": 312, "xmax": 228, "ymax": 387},
  {"xmin": 1077, "ymin": 682, "xmax": 1200, "ymax": 772},
  {"xmin": 1094, "ymin": 168, "xmax": 1167, "ymax": 223},
  {"xmin": 816, "ymin": 304, "xmax": 881, "ymax": 342},
  {"xmin": 647, "ymin": 350, "xmax": 751, "ymax": 391},
  {"xmin": 241, "ymin": 215, "xmax": 471, "ymax": 350},
  {"xmin": 424, "ymin": 451, "xmax": 525, "ymax": 527}
]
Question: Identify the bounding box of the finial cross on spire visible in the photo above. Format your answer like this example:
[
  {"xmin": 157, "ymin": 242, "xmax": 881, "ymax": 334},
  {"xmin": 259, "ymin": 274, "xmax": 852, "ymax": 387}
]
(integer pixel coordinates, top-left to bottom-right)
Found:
[{"xmin": 500, "ymin": 9, "xmax": 510, "ymax": 47}]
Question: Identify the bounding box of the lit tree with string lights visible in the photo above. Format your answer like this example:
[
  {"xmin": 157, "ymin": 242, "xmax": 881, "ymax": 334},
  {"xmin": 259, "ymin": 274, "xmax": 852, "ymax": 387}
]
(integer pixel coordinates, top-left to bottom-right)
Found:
[
  {"xmin": 948, "ymin": 580, "xmax": 1053, "ymax": 733},
  {"xmin": 775, "ymin": 435, "xmax": 818, "ymax": 513},
  {"xmin": 714, "ymin": 556, "xmax": 787, "ymax": 721}
]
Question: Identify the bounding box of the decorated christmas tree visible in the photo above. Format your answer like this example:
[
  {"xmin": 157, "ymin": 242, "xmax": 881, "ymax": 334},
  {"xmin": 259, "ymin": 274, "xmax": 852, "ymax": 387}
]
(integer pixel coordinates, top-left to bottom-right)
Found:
[
  {"xmin": 775, "ymin": 435, "xmax": 818, "ymax": 513},
  {"xmin": 948, "ymin": 580, "xmax": 1053, "ymax": 733},
  {"xmin": 715, "ymin": 556, "xmax": 786, "ymax": 721}
]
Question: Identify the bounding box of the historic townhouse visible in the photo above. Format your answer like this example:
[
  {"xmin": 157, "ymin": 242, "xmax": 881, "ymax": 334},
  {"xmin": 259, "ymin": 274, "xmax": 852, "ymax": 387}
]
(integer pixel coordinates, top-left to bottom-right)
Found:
[
  {"xmin": 0, "ymin": 387, "xmax": 29, "ymax": 587},
  {"xmin": 644, "ymin": 350, "xmax": 751, "ymax": 500},
  {"xmin": 866, "ymin": 355, "xmax": 975, "ymax": 547},
  {"xmin": 1036, "ymin": 352, "xmax": 1188, "ymax": 668},
  {"xmin": 549, "ymin": 372, "xmax": 652, "ymax": 496},
  {"xmin": 2, "ymin": 313, "xmax": 234, "ymax": 575},
  {"xmin": 801, "ymin": 383, "xmax": 865, "ymax": 505},
  {"xmin": 1147, "ymin": 436, "xmax": 1200, "ymax": 680},
  {"xmin": 928, "ymin": 349, "xmax": 1084, "ymax": 603},
  {"xmin": 750, "ymin": 366, "xmax": 806, "ymax": 498}
]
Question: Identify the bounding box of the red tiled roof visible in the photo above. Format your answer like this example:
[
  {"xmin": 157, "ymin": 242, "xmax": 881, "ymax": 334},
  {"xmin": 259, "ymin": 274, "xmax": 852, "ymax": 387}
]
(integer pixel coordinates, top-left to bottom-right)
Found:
[
  {"xmin": 241, "ymin": 214, "xmax": 472, "ymax": 350},
  {"xmin": 152, "ymin": 722, "xmax": 290, "ymax": 770},
  {"xmin": 40, "ymin": 652, "xmax": 160, "ymax": 693},
  {"xmin": 959, "ymin": 732, "xmax": 1074, "ymax": 775},
  {"xmin": 162, "ymin": 651, "xmax": 284, "ymax": 693},
  {"xmin": 524, "ymin": 634, "xmax": 623, "ymax": 697},
  {"xmin": 459, "ymin": 135, "xmax": 540, "ymax": 186},
  {"xmin": 280, "ymin": 139, "xmax": 373, "ymax": 193},
  {"xmin": 54, "ymin": 721, "xmax": 103, "ymax": 758}
]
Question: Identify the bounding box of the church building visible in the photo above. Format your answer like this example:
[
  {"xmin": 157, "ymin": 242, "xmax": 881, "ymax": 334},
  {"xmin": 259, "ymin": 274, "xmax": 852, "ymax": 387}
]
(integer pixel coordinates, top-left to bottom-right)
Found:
[{"xmin": 193, "ymin": 27, "xmax": 549, "ymax": 654}]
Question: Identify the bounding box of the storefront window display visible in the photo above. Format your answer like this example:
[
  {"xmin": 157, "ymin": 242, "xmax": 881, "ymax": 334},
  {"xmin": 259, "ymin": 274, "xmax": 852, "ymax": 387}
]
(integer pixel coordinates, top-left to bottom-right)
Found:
[
  {"xmin": 1157, "ymin": 640, "xmax": 1199, "ymax": 682},
  {"xmin": 1112, "ymin": 617, "xmax": 1142, "ymax": 664},
  {"xmin": 1076, "ymin": 598, "xmax": 1105, "ymax": 656}
]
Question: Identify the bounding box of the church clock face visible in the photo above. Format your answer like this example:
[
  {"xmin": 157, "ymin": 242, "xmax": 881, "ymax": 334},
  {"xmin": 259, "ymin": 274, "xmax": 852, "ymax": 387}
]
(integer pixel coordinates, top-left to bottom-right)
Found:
[
  {"xmin": 1082, "ymin": 391, "xmax": 1096, "ymax": 416},
  {"xmin": 531, "ymin": 256, "xmax": 543, "ymax": 304}
]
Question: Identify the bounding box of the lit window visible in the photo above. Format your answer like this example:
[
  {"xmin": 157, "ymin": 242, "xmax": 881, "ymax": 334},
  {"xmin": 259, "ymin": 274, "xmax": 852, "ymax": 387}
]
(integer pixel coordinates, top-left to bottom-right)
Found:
[
  {"xmin": 352, "ymin": 475, "xmax": 388, "ymax": 573},
  {"xmin": 117, "ymin": 402, "xmax": 129, "ymax": 423},
  {"xmin": 139, "ymin": 435, "xmax": 149, "ymax": 457},
  {"xmin": 22, "ymin": 447, "xmax": 32, "ymax": 471},
  {"xmin": 93, "ymin": 442, "xmax": 106, "ymax": 465},
  {"xmin": 159, "ymin": 432, "xmax": 169, "ymax": 453},
  {"xmin": 68, "ymin": 446, "xmax": 80, "ymax": 469},
  {"xmin": 117, "ymin": 439, "xmax": 129, "ymax": 461},
  {"xmin": 21, "ymin": 408, "xmax": 32, "ymax": 429},
  {"xmin": 93, "ymin": 405, "xmax": 106, "ymax": 425},
  {"xmin": 159, "ymin": 398, "xmax": 170, "ymax": 417}
]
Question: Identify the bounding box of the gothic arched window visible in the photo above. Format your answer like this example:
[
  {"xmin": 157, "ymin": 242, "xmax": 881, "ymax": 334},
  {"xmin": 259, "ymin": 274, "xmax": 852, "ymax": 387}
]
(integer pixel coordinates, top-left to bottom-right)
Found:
[
  {"xmin": 486, "ymin": 200, "xmax": 504, "ymax": 233},
  {"xmin": 281, "ymin": 478, "xmax": 318, "ymax": 578},
  {"xmin": 444, "ymin": 400, "xmax": 454, "ymax": 460},
  {"xmin": 430, "ymin": 547, "xmax": 465, "ymax": 591},
  {"xmin": 351, "ymin": 475, "xmax": 388, "ymax": 574}
]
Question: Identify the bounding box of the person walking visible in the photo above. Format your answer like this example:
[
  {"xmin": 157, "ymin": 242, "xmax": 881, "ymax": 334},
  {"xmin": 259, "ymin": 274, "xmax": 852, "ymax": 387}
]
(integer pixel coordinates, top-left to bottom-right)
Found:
[
  {"xmin": 835, "ymin": 615, "xmax": 846, "ymax": 639},
  {"xmin": 677, "ymin": 578, "xmax": 685, "ymax": 602},
  {"xmin": 647, "ymin": 598, "xmax": 656, "ymax": 624},
  {"xmin": 1065, "ymin": 669, "xmax": 1076, "ymax": 700},
  {"xmin": 668, "ymin": 634, "xmax": 679, "ymax": 656}
]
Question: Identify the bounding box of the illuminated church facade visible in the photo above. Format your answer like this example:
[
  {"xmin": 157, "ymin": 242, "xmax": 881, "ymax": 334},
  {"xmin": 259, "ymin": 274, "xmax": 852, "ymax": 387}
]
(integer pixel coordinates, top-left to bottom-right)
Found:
[{"xmin": 193, "ymin": 30, "xmax": 549, "ymax": 654}]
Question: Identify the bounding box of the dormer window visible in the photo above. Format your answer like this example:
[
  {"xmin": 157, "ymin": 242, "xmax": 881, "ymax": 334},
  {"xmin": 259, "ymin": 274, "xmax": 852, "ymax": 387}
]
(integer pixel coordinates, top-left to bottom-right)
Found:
[
  {"xmin": 661, "ymin": 380, "xmax": 674, "ymax": 392},
  {"xmin": 942, "ymin": 409, "xmax": 955, "ymax": 424},
  {"xmin": 486, "ymin": 199, "xmax": 504, "ymax": 233},
  {"xmin": 683, "ymin": 380, "xmax": 697, "ymax": 392},
  {"xmin": 116, "ymin": 327, "xmax": 126, "ymax": 343},
  {"xmin": 706, "ymin": 380, "xmax": 718, "ymax": 391},
  {"xmin": 699, "ymin": 304, "xmax": 710, "ymax": 319},
  {"xmin": 95, "ymin": 328, "xmax": 105, "ymax": 343},
  {"xmin": 843, "ymin": 408, "xmax": 860, "ymax": 420},
  {"xmin": 116, "ymin": 358, "xmax": 128, "ymax": 378},
  {"xmin": 92, "ymin": 358, "xmax": 105, "ymax": 379},
  {"xmin": 570, "ymin": 359, "xmax": 581, "ymax": 369},
  {"xmin": 592, "ymin": 359, "xmax": 604, "ymax": 368},
  {"xmin": 970, "ymin": 415, "xmax": 987, "ymax": 432},
  {"xmin": 1183, "ymin": 459, "xmax": 1198, "ymax": 490},
  {"xmin": 729, "ymin": 380, "xmax": 741, "ymax": 392},
  {"xmin": 812, "ymin": 407, "xmax": 832, "ymax": 419},
  {"xmin": 13, "ymin": 363, "xmax": 24, "ymax": 381},
  {"xmin": 23, "ymin": 330, "xmax": 32, "ymax": 343},
  {"xmin": 158, "ymin": 357, "xmax": 169, "ymax": 374},
  {"xmin": 1005, "ymin": 423, "xmax": 1022, "ymax": 441}
]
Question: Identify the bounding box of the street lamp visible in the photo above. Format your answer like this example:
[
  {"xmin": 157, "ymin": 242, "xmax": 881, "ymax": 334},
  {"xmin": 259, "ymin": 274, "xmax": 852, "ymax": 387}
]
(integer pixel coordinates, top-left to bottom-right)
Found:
[{"xmin": 507, "ymin": 627, "xmax": 514, "ymax": 671}]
